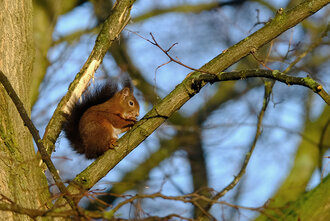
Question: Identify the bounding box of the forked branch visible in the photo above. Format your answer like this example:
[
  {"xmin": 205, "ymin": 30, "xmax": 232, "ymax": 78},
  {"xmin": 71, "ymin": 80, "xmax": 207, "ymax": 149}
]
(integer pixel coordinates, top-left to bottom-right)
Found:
[{"xmin": 53, "ymin": 0, "xmax": 329, "ymax": 210}]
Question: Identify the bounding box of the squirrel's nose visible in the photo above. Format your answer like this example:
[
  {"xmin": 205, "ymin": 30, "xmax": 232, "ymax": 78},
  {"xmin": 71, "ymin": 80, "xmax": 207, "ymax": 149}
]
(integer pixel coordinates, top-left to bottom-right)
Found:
[{"xmin": 135, "ymin": 112, "xmax": 139, "ymax": 118}]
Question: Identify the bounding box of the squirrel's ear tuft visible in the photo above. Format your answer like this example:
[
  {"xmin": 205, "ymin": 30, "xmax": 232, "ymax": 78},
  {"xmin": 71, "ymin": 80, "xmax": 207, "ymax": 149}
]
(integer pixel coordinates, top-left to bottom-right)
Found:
[{"xmin": 121, "ymin": 74, "xmax": 134, "ymax": 92}]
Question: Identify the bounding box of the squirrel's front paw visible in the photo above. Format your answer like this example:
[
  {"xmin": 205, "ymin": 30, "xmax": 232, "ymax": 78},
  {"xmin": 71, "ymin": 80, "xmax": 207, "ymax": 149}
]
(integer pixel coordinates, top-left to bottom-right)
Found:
[{"xmin": 109, "ymin": 139, "xmax": 118, "ymax": 149}]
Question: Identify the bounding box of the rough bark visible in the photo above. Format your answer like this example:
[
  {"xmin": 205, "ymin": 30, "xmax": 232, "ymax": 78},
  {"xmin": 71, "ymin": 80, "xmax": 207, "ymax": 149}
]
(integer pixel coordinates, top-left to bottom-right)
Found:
[{"xmin": 0, "ymin": 0, "xmax": 51, "ymax": 220}]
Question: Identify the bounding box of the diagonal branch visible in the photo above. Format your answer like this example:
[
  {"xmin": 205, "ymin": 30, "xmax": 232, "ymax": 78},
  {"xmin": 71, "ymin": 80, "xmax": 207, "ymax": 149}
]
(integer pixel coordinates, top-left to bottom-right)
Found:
[
  {"xmin": 42, "ymin": 0, "xmax": 136, "ymax": 155},
  {"xmin": 0, "ymin": 71, "xmax": 76, "ymax": 211},
  {"xmin": 53, "ymin": 0, "xmax": 329, "ymax": 208}
]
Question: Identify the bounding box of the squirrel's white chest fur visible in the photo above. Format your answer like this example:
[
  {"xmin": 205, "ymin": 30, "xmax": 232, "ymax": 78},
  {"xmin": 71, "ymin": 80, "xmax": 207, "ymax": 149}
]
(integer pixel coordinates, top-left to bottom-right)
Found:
[{"xmin": 112, "ymin": 127, "xmax": 123, "ymax": 139}]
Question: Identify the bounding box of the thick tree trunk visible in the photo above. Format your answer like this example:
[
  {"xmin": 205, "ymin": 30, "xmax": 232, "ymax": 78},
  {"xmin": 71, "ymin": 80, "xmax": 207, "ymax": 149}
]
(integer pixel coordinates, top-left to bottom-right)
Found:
[{"xmin": 0, "ymin": 1, "xmax": 51, "ymax": 220}]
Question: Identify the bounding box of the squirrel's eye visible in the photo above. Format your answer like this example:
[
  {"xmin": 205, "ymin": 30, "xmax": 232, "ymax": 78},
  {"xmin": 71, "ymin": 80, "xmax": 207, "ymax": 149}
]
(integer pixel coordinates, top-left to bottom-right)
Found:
[{"xmin": 129, "ymin": 101, "xmax": 134, "ymax": 106}]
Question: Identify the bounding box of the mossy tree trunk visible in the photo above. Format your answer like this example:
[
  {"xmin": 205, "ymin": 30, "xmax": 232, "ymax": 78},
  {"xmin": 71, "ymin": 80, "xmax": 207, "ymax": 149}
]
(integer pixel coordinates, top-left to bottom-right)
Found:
[{"xmin": 0, "ymin": 1, "xmax": 51, "ymax": 220}]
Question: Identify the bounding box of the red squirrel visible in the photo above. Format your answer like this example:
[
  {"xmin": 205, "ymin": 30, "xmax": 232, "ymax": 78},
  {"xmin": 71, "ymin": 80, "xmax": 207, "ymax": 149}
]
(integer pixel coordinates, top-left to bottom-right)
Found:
[{"xmin": 63, "ymin": 77, "xmax": 139, "ymax": 159}]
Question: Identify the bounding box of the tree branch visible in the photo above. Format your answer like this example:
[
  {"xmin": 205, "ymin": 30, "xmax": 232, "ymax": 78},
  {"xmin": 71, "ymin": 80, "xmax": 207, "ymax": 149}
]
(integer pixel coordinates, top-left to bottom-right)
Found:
[
  {"xmin": 42, "ymin": 0, "xmax": 136, "ymax": 155},
  {"xmin": 132, "ymin": 2, "xmax": 221, "ymax": 23},
  {"xmin": 109, "ymin": 192, "xmax": 262, "ymax": 215},
  {"xmin": 132, "ymin": 1, "xmax": 257, "ymax": 23},
  {"xmin": 53, "ymin": 0, "xmax": 329, "ymax": 208},
  {"xmin": 86, "ymin": 81, "xmax": 257, "ymax": 210},
  {"xmin": 201, "ymin": 69, "xmax": 330, "ymax": 105}
]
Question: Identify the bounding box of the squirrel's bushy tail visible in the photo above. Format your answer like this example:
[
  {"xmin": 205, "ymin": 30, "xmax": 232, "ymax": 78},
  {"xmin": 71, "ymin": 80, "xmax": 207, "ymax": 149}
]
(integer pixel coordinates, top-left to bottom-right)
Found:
[
  {"xmin": 63, "ymin": 81, "xmax": 118, "ymax": 154},
  {"xmin": 63, "ymin": 104, "xmax": 85, "ymax": 153}
]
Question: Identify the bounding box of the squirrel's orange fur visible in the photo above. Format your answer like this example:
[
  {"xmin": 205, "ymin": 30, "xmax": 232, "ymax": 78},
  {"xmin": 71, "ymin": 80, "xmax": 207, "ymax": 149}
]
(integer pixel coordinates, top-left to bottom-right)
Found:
[{"xmin": 63, "ymin": 78, "xmax": 139, "ymax": 159}]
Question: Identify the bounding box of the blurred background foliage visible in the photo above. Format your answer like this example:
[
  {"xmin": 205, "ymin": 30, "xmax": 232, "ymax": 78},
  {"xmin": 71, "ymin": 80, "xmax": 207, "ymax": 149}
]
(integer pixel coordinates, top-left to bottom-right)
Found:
[{"xmin": 30, "ymin": 0, "xmax": 329, "ymax": 220}]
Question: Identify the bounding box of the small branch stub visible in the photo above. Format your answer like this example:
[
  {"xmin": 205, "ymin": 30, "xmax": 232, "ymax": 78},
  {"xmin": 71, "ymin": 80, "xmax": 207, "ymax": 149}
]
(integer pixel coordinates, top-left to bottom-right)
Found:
[{"xmin": 277, "ymin": 8, "xmax": 284, "ymax": 15}]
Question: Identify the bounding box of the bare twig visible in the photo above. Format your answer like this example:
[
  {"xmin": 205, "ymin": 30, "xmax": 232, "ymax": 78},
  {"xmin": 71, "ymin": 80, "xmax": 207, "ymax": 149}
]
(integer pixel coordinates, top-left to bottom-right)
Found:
[
  {"xmin": 249, "ymin": 9, "xmax": 268, "ymax": 33},
  {"xmin": 0, "ymin": 193, "xmax": 115, "ymax": 220},
  {"xmin": 114, "ymin": 214, "xmax": 194, "ymax": 221},
  {"xmin": 211, "ymin": 81, "xmax": 271, "ymax": 201},
  {"xmin": 251, "ymin": 52, "xmax": 273, "ymax": 70},
  {"xmin": 109, "ymin": 192, "xmax": 263, "ymax": 215},
  {"xmin": 131, "ymin": 32, "xmax": 330, "ymax": 105},
  {"xmin": 283, "ymin": 24, "xmax": 329, "ymax": 74},
  {"xmin": 127, "ymin": 30, "xmax": 213, "ymax": 74}
]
